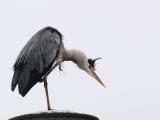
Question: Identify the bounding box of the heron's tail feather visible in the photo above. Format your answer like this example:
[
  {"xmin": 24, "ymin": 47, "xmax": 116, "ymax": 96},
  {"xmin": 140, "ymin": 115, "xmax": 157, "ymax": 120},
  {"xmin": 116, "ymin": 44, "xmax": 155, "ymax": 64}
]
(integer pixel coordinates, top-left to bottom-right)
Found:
[
  {"xmin": 12, "ymin": 68, "xmax": 40, "ymax": 97},
  {"xmin": 17, "ymin": 68, "xmax": 31, "ymax": 96},
  {"xmin": 19, "ymin": 69, "xmax": 40, "ymax": 97},
  {"xmin": 11, "ymin": 69, "xmax": 21, "ymax": 91}
]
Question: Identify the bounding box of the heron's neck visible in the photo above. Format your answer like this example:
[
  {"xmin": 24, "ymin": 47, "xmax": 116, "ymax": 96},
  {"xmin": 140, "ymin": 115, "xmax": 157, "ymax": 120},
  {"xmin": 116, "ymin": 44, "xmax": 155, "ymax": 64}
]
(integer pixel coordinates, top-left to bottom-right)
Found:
[{"xmin": 63, "ymin": 48, "xmax": 87, "ymax": 64}]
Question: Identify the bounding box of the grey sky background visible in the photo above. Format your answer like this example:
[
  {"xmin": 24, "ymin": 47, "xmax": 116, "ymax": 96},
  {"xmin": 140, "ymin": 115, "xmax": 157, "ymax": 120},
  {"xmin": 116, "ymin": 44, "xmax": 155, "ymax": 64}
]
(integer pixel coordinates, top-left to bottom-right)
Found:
[{"xmin": 0, "ymin": 0, "xmax": 160, "ymax": 119}]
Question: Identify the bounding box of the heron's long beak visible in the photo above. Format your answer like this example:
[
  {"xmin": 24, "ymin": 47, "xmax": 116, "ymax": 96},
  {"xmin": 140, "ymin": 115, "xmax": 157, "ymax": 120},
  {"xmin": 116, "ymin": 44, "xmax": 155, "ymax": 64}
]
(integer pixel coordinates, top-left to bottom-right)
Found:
[{"xmin": 88, "ymin": 67, "xmax": 105, "ymax": 87}]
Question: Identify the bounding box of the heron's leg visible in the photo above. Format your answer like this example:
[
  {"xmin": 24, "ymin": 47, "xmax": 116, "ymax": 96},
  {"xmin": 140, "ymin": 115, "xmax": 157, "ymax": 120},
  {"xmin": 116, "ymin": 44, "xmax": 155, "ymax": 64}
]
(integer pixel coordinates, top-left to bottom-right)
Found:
[{"xmin": 43, "ymin": 76, "xmax": 52, "ymax": 110}]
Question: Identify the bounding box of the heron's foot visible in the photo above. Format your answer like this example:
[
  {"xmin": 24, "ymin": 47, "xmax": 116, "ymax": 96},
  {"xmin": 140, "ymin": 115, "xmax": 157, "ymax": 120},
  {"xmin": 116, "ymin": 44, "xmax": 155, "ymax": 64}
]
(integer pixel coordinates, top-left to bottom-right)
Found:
[
  {"xmin": 58, "ymin": 58, "xmax": 63, "ymax": 71},
  {"xmin": 58, "ymin": 64, "xmax": 63, "ymax": 71},
  {"xmin": 48, "ymin": 108, "xmax": 54, "ymax": 111}
]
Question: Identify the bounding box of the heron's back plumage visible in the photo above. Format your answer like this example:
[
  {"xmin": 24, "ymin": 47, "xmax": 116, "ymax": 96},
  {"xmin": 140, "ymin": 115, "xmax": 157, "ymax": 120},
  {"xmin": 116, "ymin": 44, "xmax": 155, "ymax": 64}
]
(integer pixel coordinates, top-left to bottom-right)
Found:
[{"xmin": 12, "ymin": 26, "xmax": 63, "ymax": 96}]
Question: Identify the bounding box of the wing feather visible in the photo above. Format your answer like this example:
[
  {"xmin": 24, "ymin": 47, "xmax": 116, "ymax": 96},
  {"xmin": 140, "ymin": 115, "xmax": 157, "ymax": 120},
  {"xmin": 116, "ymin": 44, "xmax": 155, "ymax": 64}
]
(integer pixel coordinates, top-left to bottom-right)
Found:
[{"xmin": 12, "ymin": 26, "xmax": 62, "ymax": 96}]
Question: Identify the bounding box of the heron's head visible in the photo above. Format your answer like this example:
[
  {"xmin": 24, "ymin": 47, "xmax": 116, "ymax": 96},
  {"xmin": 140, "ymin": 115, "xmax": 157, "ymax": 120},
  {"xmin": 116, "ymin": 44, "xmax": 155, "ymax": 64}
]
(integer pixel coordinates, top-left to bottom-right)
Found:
[
  {"xmin": 63, "ymin": 49, "xmax": 105, "ymax": 87},
  {"xmin": 78, "ymin": 57, "xmax": 105, "ymax": 87}
]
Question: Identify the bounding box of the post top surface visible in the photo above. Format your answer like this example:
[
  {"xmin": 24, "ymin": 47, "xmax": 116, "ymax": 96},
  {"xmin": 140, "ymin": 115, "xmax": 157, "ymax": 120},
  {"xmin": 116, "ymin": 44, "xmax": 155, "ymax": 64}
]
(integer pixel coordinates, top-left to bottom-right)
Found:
[{"xmin": 9, "ymin": 110, "xmax": 99, "ymax": 120}]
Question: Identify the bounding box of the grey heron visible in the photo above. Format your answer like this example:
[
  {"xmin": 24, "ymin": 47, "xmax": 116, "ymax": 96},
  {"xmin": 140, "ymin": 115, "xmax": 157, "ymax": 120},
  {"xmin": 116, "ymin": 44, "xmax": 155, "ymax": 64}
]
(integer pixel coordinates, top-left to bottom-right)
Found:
[{"xmin": 11, "ymin": 26, "xmax": 105, "ymax": 110}]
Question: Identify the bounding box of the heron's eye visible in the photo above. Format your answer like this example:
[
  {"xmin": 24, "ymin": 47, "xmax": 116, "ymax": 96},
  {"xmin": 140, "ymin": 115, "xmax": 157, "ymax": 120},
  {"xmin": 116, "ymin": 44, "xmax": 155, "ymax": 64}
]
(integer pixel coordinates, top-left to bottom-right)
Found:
[{"xmin": 88, "ymin": 59, "xmax": 95, "ymax": 69}]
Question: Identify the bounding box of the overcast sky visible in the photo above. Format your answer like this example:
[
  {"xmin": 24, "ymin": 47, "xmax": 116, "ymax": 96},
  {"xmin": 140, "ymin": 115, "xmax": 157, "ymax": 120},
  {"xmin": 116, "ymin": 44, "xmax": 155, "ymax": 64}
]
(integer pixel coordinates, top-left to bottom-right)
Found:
[{"xmin": 0, "ymin": 0, "xmax": 160, "ymax": 120}]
